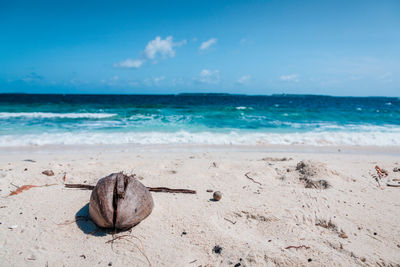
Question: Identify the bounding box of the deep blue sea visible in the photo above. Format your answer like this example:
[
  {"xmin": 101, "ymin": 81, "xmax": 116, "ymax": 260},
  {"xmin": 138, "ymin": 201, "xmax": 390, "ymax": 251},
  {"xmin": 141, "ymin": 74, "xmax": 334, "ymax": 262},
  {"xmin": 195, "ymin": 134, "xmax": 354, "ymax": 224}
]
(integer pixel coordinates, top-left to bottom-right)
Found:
[{"xmin": 0, "ymin": 93, "xmax": 399, "ymax": 147}]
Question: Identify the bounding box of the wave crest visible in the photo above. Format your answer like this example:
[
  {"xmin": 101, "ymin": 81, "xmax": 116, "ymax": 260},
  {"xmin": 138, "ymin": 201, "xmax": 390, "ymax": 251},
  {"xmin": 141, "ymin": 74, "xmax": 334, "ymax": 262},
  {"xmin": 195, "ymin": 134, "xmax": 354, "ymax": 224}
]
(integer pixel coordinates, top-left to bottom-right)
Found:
[{"xmin": 0, "ymin": 112, "xmax": 117, "ymax": 119}]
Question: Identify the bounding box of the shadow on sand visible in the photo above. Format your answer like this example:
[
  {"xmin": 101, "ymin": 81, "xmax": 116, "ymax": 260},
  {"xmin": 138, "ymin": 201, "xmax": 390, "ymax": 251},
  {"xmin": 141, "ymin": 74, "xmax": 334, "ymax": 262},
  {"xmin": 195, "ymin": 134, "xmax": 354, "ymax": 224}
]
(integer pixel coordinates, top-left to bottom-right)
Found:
[
  {"xmin": 75, "ymin": 203, "xmax": 108, "ymax": 237},
  {"xmin": 75, "ymin": 203, "xmax": 134, "ymax": 237}
]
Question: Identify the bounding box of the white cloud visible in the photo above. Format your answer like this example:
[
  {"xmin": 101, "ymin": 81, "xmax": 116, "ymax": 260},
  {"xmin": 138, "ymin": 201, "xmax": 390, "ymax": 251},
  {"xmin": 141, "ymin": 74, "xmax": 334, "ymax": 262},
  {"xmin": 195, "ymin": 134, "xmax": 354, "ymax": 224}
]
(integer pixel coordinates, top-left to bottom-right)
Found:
[
  {"xmin": 153, "ymin": 76, "xmax": 165, "ymax": 85},
  {"xmin": 195, "ymin": 69, "xmax": 220, "ymax": 84},
  {"xmin": 237, "ymin": 75, "xmax": 251, "ymax": 84},
  {"xmin": 199, "ymin": 38, "xmax": 217, "ymax": 51},
  {"xmin": 114, "ymin": 36, "xmax": 186, "ymax": 69},
  {"xmin": 175, "ymin": 39, "xmax": 187, "ymax": 47},
  {"xmin": 280, "ymin": 74, "xmax": 299, "ymax": 82},
  {"xmin": 145, "ymin": 36, "xmax": 186, "ymax": 59},
  {"xmin": 113, "ymin": 59, "xmax": 145, "ymax": 69},
  {"xmin": 145, "ymin": 36, "xmax": 175, "ymax": 59}
]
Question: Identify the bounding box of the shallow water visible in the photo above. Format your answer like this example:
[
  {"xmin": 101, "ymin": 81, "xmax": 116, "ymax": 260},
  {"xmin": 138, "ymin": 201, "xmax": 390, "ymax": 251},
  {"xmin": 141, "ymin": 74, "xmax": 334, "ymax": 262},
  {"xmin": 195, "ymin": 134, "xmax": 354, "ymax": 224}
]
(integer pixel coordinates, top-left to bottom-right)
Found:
[{"xmin": 0, "ymin": 94, "xmax": 399, "ymax": 146}]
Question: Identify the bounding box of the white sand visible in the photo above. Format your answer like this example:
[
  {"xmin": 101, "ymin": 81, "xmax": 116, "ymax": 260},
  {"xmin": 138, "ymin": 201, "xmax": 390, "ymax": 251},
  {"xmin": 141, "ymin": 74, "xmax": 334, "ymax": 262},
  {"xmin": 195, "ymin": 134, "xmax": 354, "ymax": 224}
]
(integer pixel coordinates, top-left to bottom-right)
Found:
[{"xmin": 0, "ymin": 145, "xmax": 399, "ymax": 266}]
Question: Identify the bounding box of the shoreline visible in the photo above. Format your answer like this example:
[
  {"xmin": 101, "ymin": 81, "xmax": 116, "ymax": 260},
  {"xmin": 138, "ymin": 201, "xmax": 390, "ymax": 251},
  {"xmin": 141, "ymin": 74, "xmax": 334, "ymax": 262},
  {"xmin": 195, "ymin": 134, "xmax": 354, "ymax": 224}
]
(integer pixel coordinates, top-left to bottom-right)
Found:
[{"xmin": 2, "ymin": 143, "xmax": 400, "ymax": 156}]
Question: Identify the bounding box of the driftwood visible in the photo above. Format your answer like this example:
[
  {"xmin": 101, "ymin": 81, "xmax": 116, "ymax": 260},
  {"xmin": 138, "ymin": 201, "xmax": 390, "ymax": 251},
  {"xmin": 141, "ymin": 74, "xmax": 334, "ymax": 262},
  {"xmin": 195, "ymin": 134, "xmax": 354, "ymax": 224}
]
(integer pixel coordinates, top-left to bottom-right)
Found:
[
  {"xmin": 65, "ymin": 184, "xmax": 196, "ymax": 194},
  {"xmin": 65, "ymin": 184, "xmax": 95, "ymax": 190},
  {"xmin": 147, "ymin": 187, "xmax": 196, "ymax": 194}
]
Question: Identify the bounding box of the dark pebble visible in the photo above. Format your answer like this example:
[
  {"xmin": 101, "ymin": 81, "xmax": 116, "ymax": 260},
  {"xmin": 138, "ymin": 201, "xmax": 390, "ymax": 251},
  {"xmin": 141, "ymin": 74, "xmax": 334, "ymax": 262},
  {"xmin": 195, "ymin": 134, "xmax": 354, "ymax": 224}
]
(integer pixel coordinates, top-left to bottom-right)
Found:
[
  {"xmin": 181, "ymin": 231, "xmax": 187, "ymax": 236},
  {"xmin": 374, "ymin": 232, "xmax": 377, "ymax": 235},
  {"xmin": 308, "ymin": 258, "xmax": 312, "ymax": 262},
  {"xmin": 108, "ymin": 262, "xmax": 112, "ymax": 266},
  {"xmin": 212, "ymin": 245, "xmax": 222, "ymax": 254},
  {"xmin": 234, "ymin": 263, "xmax": 241, "ymax": 267}
]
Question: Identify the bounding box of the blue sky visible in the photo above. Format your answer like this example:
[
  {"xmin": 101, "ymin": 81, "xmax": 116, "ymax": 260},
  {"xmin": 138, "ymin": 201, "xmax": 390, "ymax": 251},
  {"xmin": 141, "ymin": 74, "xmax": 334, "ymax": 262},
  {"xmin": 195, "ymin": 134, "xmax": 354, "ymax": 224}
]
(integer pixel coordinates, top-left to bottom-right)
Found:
[{"xmin": 0, "ymin": 0, "xmax": 399, "ymax": 96}]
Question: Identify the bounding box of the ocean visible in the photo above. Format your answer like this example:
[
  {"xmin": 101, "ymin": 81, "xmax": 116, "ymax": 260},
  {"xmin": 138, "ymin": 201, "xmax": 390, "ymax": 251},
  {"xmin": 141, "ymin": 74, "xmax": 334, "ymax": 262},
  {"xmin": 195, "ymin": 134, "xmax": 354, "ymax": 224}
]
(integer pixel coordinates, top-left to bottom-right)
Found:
[{"xmin": 0, "ymin": 93, "xmax": 399, "ymax": 147}]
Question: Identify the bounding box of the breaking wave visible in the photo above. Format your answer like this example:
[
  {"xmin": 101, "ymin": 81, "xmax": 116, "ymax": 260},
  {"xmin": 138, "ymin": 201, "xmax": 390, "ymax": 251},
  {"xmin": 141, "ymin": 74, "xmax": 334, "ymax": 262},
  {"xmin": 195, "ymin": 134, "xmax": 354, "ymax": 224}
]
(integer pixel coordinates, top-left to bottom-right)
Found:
[{"xmin": 1, "ymin": 130, "xmax": 399, "ymax": 147}]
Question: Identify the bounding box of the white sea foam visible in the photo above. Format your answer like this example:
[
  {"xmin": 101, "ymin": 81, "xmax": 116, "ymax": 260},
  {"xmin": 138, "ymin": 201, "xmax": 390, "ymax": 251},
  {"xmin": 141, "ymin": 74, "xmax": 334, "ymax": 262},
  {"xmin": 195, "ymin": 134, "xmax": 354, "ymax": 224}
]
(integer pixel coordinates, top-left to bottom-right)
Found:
[
  {"xmin": 0, "ymin": 112, "xmax": 117, "ymax": 119},
  {"xmin": 1, "ymin": 130, "xmax": 400, "ymax": 147},
  {"xmin": 235, "ymin": 106, "xmax": 253, "ymax": 110}
]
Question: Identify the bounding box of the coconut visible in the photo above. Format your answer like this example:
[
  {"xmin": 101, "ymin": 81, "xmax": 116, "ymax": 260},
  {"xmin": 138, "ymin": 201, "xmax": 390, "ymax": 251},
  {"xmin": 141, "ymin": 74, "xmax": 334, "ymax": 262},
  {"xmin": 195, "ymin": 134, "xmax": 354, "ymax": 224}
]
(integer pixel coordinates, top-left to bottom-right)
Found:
[{"xmin": 89, "ymin": 172, "xmax": 154, "ymax": 230}]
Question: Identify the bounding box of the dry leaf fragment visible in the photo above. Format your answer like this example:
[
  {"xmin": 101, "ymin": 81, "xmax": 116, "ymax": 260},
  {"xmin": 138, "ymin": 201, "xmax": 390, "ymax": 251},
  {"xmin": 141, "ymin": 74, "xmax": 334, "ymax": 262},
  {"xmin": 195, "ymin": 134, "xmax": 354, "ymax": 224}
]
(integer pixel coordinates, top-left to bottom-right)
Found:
[
  {"xmin": 42, "ymin": 170, "xmax": 54, "ymax": 176},
  {"xmin": 339, "ymin": 230, "xmax": 348, "ymax": 239},
  {"xmin": 9, "ymin": 184, "xmax": 56, "ymax": 196},
  {"xmin": 9, "ymin": 185, "xmax": 38, "ymax": 196},
  {"xmin": 375, "ymin": 165, "xmax": 388, "ymax": 178}
]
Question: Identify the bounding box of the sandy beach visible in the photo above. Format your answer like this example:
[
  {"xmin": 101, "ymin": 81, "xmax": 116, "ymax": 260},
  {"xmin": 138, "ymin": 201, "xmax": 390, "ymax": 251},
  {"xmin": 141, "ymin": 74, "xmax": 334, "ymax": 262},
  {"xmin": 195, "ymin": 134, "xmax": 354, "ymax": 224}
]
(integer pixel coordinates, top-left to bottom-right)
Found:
[{"xmin": 0, "ymin": 144, "xmax": 399, "ymax": 266}]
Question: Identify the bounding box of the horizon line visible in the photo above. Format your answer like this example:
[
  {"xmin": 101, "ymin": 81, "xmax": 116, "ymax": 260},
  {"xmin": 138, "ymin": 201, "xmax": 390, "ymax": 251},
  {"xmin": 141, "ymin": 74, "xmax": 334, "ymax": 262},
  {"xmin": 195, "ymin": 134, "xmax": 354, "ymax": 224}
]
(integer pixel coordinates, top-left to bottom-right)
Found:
[{"xmin": 0, "ymin": 92, "xmax": 399, "ymax": 98}]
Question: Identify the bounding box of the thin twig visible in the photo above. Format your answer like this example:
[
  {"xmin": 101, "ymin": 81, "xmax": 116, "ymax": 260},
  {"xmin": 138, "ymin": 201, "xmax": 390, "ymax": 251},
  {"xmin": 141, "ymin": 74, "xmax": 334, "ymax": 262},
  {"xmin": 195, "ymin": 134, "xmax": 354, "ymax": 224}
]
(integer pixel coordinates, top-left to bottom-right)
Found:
[
  {"xmin": 224, "ymin": 218, "xmax": 236, "ymax": 224},
  {"xmin": 56, "ymin": 216, "xmax": 89, "ymax": 225},
  {"xmin": 285, "ymin": 245, "xmax": 310, "ymax": 250},
  {"xmin": 123, "ymin": 237, "xmax": 152, "ymax": 267},
  {"xmin": 244, "ymin": 172, "xmax": 262, "ymax": 186},
  {"xmin": 366, "ymin": 234, "xmax": 382, "ymax": 242},
  {"xmin": 106, "ymin": 234, "xmax": 131, "ymax": 244},
  {"xmin": 147, "ymin": 187, "xmax": 196, "ymax": 194}
]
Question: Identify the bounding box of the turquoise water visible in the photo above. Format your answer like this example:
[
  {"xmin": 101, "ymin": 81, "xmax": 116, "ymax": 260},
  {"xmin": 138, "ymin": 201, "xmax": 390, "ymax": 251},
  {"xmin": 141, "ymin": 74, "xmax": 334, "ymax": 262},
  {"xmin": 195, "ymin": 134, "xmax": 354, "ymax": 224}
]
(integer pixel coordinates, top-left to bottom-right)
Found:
[{"xmin": 0, "ymin": 94, "xmax": 399, "ymax": 146}]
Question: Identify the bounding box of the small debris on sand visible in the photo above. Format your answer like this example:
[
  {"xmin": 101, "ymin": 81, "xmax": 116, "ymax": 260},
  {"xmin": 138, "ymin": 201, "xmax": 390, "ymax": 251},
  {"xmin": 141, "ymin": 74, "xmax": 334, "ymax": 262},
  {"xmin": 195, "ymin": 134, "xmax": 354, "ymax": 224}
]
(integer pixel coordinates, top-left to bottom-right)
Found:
[
  {"xmin": 42, "ymin": 170, "xmax": 54, "ymax": 176},
  {"xmin": 9, "ymin": 184, "xmax": 56, "ymax": 196},
  {"xmin": 262, "ymin": 157, "xmax": 292, "ymax": 162},
  {"xmin": 285, "ymin": 245, "xmax": 310, "ymax": 250},
  {"xmin": 393, "ymin": 167, "xmax": 400, "ymax": 172},
  {"xmin": 23, "ymin": 159, "xmax": 36, "ymax": 163},
  {"xmin": 375, "ymin": 165, "xmax": 388, "ymax": 178},
  {"xmin": 212, "ymin": 245, "xmax": 222, "ymax": 254},
  {"xmin": 316, "ymin": 219, "xmax": 338, "ymax": 232},
  {"xmin": 213, "ymin": 191, "xmax": 222, "ymax": 201},
  {"xmin": 296, "ymin": 160, "xmax": 331, "ymax": 189},
  {"xmin": 339, "ymin": 230, "xmax": 348, "ymax": 239}
]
